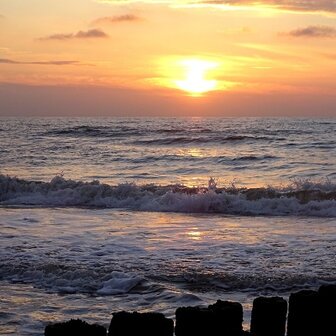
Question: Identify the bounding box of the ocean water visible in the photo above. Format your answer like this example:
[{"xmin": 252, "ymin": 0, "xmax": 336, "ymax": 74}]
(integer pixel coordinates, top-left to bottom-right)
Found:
[{"xmin": 0, "ymin": 117, "xmax": 335, "ymax": 335}]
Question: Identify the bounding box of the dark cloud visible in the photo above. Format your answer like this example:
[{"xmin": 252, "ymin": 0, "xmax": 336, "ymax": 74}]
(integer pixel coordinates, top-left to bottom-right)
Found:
[
  {"xmin": 92, "ymin": 14, "xmax": 142, "ymax": 25},
  {"xmin": 287, "ymin": 25, "xmax": 336, "ymax": 38},
  {"xmin": 0, "ymin": 58, "xmax": 81, "ymax": 65},
  {"xmin": 39, "ymin": 29, "xmax": 108, "ymax": 41}
]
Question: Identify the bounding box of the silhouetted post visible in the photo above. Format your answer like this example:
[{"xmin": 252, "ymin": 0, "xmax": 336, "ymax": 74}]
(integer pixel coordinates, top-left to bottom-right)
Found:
[
  {"xmin": 209, "ymin": 300, "xmax": 243, "ymax": 336},
  {"xmin": 108, "ymin": 312, "xmax": 174, "ymax": 336},
  {"xmin": 287, "ymin": 290, "xmax": 320, "ymax": 336},
  {"xmin": 175, "ymin": 301, "xmax": 243, "ymax": 336},
  {"xmin": 175, "ymin": 306, "xmax": 214, "ymax": 336},
  {"xmin": 318, "ymin": 284, "xmax": 336, "ymax": 335},
  {"xmin": 45, "ymin": 319, "xmax": 106, "ymax": 336},
  {"xmin": 250, "ymin": 297, "xmax": 287, "ymax": 336}
]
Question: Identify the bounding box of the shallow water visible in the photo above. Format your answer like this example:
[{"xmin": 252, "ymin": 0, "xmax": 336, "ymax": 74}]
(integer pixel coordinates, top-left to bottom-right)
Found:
[
  {"xmin": 0, "ymin": 208, "xmax": 335, "ymax": 334},
  {"xmin": 0, "ymin": 117, "xmax": 335, "ymax": 335}
]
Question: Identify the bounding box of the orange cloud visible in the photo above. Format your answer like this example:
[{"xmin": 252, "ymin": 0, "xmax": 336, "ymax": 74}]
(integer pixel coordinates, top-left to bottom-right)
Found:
[
  {"xmin": 39, "ymin": 29, "xmax": 108, "ymax": 41},
  {"xmin": 0, "ymin": 58, "xmax": 83, "ymax": 65},
  {"xmin": 92, "ymin": 14, "xmax": 142, "ymax": 25},
  {"xmin": 286, "ymin": 26, "xmax": 336, "ymax": 38}
]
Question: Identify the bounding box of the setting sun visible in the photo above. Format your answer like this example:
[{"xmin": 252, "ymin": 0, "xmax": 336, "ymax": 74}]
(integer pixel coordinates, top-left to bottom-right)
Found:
[{"xmin": 175, "ymin": 59, "xmax": 219, "ymax": 96}]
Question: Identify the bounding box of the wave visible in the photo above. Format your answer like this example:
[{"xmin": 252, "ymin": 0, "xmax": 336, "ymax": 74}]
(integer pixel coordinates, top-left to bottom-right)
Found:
[
  {"xmin": 43, "ymin": 126, "xmax": 291, "ymax": 145},
  {"xmin": 132, "ymin": 135, "xmax": 275, "ymax": 146},
  {"xmin": 0, "ymin": 175, "xmax": 335, "ymax": 217},
  {"xmin": 44, "ymin": 126, "xmax": 214, "ymax": 139},
  {"xmin": 110, "ymin": 154, "xmax": 278, "ymax": 164},
  {"xmin": 44, "ymin": 125, "xmax": 143, "ymax": 138},
  {"xmin": 231, "ymin": 155, "xmax": 278, "ymax": 161},
  {"xmin": 0, "ymin": 259, "xmax": 334, "ymax": 296},
  {"xmin": 0, "ymin": 260, "xmax": 144, "ymax": 295}
]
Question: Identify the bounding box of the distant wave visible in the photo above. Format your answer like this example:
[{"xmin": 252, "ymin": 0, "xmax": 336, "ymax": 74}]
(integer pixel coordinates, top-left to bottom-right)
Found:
[
  {"xmin": 44, "ymin": 126, "xmax": 287, "ymax": 145},
  {"xmin": 231, "ymin": 155, "xmax": 278, "ymax": 161},
  {"xmin": 1, "ymin": 175, "xmax": 335, "ymax": 217},
  {"xmin": 44, "ymin": 125, "xmax": 143, "ymax": 138},
  {"xmin": 110, "ymin": 154, "xmax": 278, "ymax": 164},
  {"xmin": 44, "ymin": 126, "xmax": 213, "ymax": 139},
  {"xmin": 131, "ymin": 135, "xmax": 277, "ymax": 146}
]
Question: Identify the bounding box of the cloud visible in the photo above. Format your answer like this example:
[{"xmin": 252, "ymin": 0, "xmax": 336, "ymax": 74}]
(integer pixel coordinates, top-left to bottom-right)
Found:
[
  {"xmin": 97, "ymin": 1, "xmax": 336, "ymax": 13},
  {"xmin": 92, "ymin": 14, "xmax": 142, "ymax": 25},
  {"xmin": 0, "ymin": 58, "xmax": 81, "ymax": 65},
  {"xmin": 39, "ymin": 29, "xmax": 108, "ymax": 41},
  {"xmin": 287, "ymin": 25, "xmax": 336, "ymax": 38}
]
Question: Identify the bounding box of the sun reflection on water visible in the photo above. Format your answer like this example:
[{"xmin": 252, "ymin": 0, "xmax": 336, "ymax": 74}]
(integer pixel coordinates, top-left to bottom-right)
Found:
[{"xmin": 187, "ymin": 228, "xmax": 202, "ymax": 240}]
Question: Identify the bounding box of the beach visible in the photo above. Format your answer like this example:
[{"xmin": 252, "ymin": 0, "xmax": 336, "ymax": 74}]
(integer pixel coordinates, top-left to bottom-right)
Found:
[{"xmin": 0, "ymin": 117, "xmax": 335, "ymax": 334}]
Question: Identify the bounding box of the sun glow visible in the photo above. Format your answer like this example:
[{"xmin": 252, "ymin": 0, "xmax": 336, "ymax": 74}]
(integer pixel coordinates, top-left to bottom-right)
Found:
[
  {"xmin": 175, "ymin": 59, "xmax": 219, "ymax": 96},
  {"xmin": 154, "ymin": 57, "xmax": 236, "ymax": 95}
]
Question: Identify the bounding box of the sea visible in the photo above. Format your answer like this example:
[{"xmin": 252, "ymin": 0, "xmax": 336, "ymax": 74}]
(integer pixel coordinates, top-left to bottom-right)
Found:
[{"xmin": 0, "ymin": 117, "xmax": 335, "ymax": 335}]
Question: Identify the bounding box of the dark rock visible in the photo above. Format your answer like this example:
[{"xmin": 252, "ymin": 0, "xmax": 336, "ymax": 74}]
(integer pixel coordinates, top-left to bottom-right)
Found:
[
  {"xmin": 318, "ymin": 285, "xmax": 336, "ymax": 335},
  {"xmin": 250, "ymin": 297, "xmax": 287, "ymax": 336},
  {"xmin": 45, "ymin": 319, "xmax": 106, "ymax": 336},
  {"xmin": 287, "ymin": 290, "xmax": 320, "ymax": 336},
  {"xmin": 108, "ymin": 311, "xmax": 174, "ymax": 336},
  {"xmin": 175, "ymin": 301, "xmax": 243, "ymax": 336}
]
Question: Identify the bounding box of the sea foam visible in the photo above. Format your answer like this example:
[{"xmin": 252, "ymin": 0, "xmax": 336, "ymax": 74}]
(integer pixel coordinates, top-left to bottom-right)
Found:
[{"xmin": 0, "ymin": 175, "xmax": 335, "ymax": 217}]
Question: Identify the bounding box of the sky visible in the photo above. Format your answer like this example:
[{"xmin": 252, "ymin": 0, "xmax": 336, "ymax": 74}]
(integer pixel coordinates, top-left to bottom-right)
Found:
[{"xmin": 0, "ymin": 0, "xmax": 336, "ymax": 116}]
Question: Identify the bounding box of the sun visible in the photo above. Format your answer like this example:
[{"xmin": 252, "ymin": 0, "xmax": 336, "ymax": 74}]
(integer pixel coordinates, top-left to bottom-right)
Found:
[
  {"xmin": 175, "ymin": 59, "xmax": 219, "ymax": 96},
  {"xmin": 154, "ymin": 56, "xmax": 225, "ymax": 96}
]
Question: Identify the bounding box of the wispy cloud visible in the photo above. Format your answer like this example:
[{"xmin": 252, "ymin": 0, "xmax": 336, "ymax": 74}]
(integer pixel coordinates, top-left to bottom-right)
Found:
[
  {"xmin": 0, "ymin": 58, "xmax": 82, "ymax": 65},
  {"xmin": 39, "ymin": 29, "xmax": 108, "ymax": 41},
  {"xmin": 97, "ymin": 1, "xmax": 336, "ymax": 13},
  {"xmin": 286, "ymin": 25, "xmax": 336, "ymax": 38},
  {"xmin": 319, "ymin": 52, "xmax": 336, "ymax": 59},
  {"xmin": 92, "ymin": 14, "xmax": 142, "ymax": 25}
]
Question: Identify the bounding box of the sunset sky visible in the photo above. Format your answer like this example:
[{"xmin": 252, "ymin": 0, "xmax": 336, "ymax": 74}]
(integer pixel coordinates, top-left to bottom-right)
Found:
[{"xmin": 1, "ymin": 0, "xmax": 336, "ymax": 116}]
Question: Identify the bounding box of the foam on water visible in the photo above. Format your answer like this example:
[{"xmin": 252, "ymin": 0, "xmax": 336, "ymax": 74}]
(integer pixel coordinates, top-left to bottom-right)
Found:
[
  {"xmin": 0, "ymin": 207, "xmax": 335, "ymax": 334},
  {"xmin": 97, "ymin": 272, "xmax": 144, "ymax": 295},
  {"xmin": 1, "ymin": 207, "xmax": 335, "ymax": 294},
  {"xmin": 1, "ymin": 175, "xmax": 335, "ymax": 217},
  {"xmin": 0, "ymin": 118, "xmax": 335, "ymax": 334}
]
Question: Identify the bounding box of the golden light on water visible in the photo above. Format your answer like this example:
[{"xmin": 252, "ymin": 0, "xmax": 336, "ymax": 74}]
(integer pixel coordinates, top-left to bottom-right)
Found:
[
  {"xmin": 187, "ymin": 228, "xmax": 202, "ymax": 240},
  {"xmin": 175, "ymin": 59, "xmax": 219, "ymax": 96}
]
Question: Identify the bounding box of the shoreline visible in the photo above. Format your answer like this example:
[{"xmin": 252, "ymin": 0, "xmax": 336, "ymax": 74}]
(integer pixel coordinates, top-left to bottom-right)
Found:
[{"xmin": 44, "ymin": 285, "xmax": 336, "ymax": 336}]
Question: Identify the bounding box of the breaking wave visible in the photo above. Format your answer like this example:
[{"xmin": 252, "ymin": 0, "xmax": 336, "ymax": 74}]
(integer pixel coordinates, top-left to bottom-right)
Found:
[
  {"xmin": 0, "ymin": 259, "xmax": 333, "ymax": 296},
  {"xmin": 1, "ymin": 175, "xmax": 335, "ymax": 217}
]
